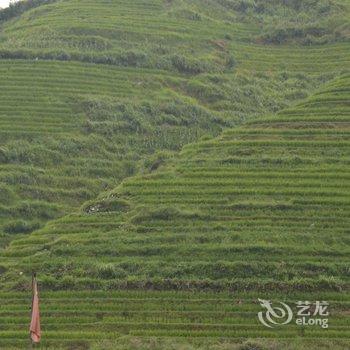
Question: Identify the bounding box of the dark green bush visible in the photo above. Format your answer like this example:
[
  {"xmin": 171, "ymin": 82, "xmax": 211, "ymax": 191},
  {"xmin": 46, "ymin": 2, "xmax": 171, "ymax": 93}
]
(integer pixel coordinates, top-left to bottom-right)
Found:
[
  {"xmin": 171, "ymin": 54, "xmax": 209, "ymax": 74},
  {"xmin": 14, "ymin": 201, "xmax": 62, "ymax": 220},
  {"xmin": 118, "ymin": 50, "xmax": 149, "ymax": 67},
  {"xmin": 143, "ymin": 150, "xmax": 175, "ymax": 172},
  {"xmin": 4, "ymin": 220, "xmax": 40, "ymax": 234},
  {"xmin": 187, "ymin": 79, "xmax": 226, "ymax": 103},
  {"xmin": 260, "ymin": 25, "xmax": 331, "ymax": 44}
]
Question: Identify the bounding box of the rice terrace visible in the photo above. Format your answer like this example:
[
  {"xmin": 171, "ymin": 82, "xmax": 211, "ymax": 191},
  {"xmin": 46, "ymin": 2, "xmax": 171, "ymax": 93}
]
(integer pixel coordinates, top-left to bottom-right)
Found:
[{"xmin": 0, "ymin": 0, "xmax": 349, "ymax": 349}]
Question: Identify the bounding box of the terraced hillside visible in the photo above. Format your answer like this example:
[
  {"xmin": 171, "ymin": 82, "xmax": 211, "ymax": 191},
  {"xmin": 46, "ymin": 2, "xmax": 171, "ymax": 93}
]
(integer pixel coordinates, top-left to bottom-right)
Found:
[
  {"xmin": 0, "ymin": 0, "xmax": 349, "ymax": 349},
  {"xmin": 0, "ymin": 290, "xmax": 349, "ymax": 349},
  {"xmin": 0, "ymin": 60, "xmax": 224, "ymax": 240},
  {"xmin": 2, "ymin": 0, "xmax": 348, "ymax": 247},
  {"xmin": 1, "ymin": 0, "xmax": 348, "ymax": 72},
  {"xmin": 0, "ymin": 62, "xmax": 331, "ymax": 251},
  {"xmin": 4, "ymin": 73, "xmax": 349, "ymax": 291},
  {"xmin": 0, "ymin": 71, "xmax": 348, "ymax": 349}
]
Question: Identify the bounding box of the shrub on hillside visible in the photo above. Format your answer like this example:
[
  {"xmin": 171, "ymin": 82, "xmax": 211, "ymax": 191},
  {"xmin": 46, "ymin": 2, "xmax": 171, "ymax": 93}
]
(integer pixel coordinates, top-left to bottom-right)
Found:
[
  {"xmin": 4, "ymin": 220, "xmax": 40, "ymax": 234},
  {"xmin": 0, "ymin": 48, "xmax": 150, "ymax": 68},
  {"xmin": 95, "ymin": 264, "xmax": 127, "ymax": 279},
  {"xmin": 170, "ymin": 54, "xmax": 209, "ymax": 74},
  {"xmin": 143, "ymin": 150, "xmax": 175, "ymax": 172},
  {"xmin": 258, "ymin": 24, "xmax": 347, "ymax": 45},
  {"xmin": 115, "ymin": 50, "xmax": 150, "ymax": 67},
  {"xmin": 13, "ymin": 201, "xmax": 61, "ymax": 220},
  {"xmin": 186, "ymin": 79, "xmax": 227, "ymax": 103},
  {"xmin": 160, "ymin": 100, "xmax": 226, "ymax": 127}
]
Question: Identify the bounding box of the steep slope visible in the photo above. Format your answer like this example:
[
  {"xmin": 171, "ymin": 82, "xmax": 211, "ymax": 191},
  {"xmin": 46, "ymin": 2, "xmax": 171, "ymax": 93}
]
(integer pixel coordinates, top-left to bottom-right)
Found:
[
  {"xmin": 3, "ymin": 74, "xmax": 349, "ymax": 291},
  {"xmin": 0, "ymin": 70, "xmax": 349, "ymax": 350},
  {"xmin": 0, "ymin": 1, "xmax": 349, "ymax": 348},
  {"xmin": 0, "ymin": 60, "xmax": 225, "ymax": 240},
  {"xmin": 1, "ymin": 0, "xmax": 347, "ymax": 245}
]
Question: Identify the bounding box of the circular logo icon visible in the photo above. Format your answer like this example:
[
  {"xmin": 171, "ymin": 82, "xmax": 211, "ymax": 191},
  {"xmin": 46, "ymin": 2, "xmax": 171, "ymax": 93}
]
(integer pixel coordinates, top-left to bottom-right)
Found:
[{"xmin": 258, "ymin": 298, "xmax": 293, "ymax": 328}]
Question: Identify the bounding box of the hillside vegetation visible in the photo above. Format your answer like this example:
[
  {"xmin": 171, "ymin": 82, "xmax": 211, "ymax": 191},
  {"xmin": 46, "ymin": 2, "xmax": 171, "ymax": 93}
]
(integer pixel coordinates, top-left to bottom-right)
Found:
[
  {"xmin": 0, "ymin": 0, "xmax": 349, "ymax": 349},
  {"xmin": 0, "ymin": 64, "xmax": 349, "ymax": 350},
  {"xmin": 0, "ymin": 0, "xmax": 348, "ymax": 70},
  {"xmin": 0, "ymin": 290, "xmax": 349, "ymax": 349},
  {"xmin": 3, "ymin": 73, "xmax": 349, "ymax": 291},
  {"xmin": 1, "ymin": 0, "xmax": 347, "ymax": 242}
]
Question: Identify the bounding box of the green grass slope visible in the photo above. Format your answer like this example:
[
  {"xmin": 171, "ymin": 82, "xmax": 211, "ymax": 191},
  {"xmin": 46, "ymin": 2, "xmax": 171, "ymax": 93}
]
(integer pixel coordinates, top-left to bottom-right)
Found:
[
  {"xmin": 4, "ymin": 74, "xmax": 349, "ymax": 292},
  {"xmin": 0, "ymin": 290, "xmax": 349, "ymax": 349},
  {"xmin": 1, "ymin": 0, "xmax": 346, "ymax": 246},
  {"xmin": 0, "ymin": 69, "xmax": 349, "ymax": 350},
  {"xmin": 0, "ymin": 62, "xmax": 329, "ymax": 248},
  {"xmin": 0, "ymin": 0, "xmax": 349, "ymax": 348},
  {"xmin": 0, "ymin": 0, "xmax": 349, "ymax": 72},
  {"xmin": 0, "ymin": 60, "xmax": 223, "ymax": 238}
]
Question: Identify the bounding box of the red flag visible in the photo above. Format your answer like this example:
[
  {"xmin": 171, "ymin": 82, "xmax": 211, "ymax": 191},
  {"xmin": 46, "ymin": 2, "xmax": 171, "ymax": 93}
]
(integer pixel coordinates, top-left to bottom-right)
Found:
[{"xmin": 30, "ymin": 274, "xmax": 41, "ymax": 343}]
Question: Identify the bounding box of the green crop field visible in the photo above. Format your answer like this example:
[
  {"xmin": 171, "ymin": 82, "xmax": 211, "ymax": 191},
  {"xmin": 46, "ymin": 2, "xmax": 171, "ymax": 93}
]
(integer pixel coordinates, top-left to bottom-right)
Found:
[{"xmin": 0, "ymin": 0, "xmax": 349, "ymax": 349}]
